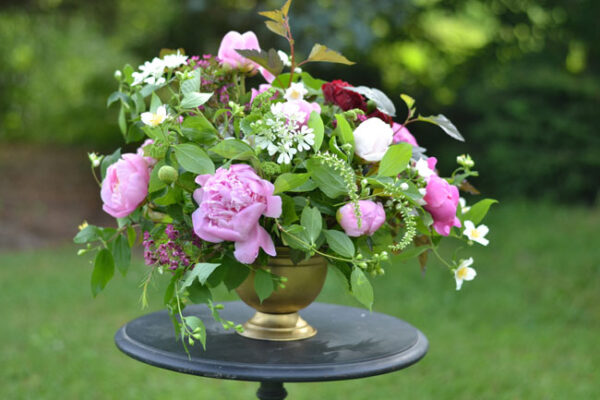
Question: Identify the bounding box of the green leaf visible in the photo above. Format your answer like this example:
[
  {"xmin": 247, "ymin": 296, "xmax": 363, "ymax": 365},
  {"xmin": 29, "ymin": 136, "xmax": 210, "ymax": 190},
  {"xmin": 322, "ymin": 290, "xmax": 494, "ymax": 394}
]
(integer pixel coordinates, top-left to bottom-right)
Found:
[
  {"xmin": 254, "ymin": 269, "xmax": 275, "ymax": 303},
  {"xmin": 100, "ymin": 148, "xmax": 121, "ymax": 180},
  {"xmin": 288, "ymin": 179, "xmax": 317, "ymax": 192},
  {"xmin": 222, "ymin": 256, "xmax": 251, "ymax": 291},
  {"xmin": 273, "ymin": 173, "xmax": 310, "ymax": 194},
  {"xmin": 235, "ymin": 48, "xmax": 284, "ymax": 77},
  {"xmin": 300, "ymin": 72, "xmax": 327, "ymax": 91},
  {"xmin": 308, "ymin": 112, "xmax": 324, "ymax": 151},
  {"xmin": 395, "ymin": 246, "xmax": 429, "ymax": 263},
  {"xmin": 306, "ymin": 158, "xmax": 348, "ymax": 198},
  {"xmin": 324, "ymin": 230, "xmax": 355, "ymax": 258},
  {"xmin": 91, "ymin": 249, "xmax": 114, "ymax": 297},
  {"xmin": 418, "ymin": 114, "xmax": 465, "ymax": 142},
  {"xmin": 181, "ymin": 69, "xmax": 201, "ymax": 96},
  {"xmin": 281, "ymin": 225, "xmax": 310, "ymax": 251},
  {"xmin": 123, "ymin": 64, "xmax": 134, "ymax": 85},
  {"xmin": 148, "ymin": 160, "xmax": 167, "ymax": 193},
  {"xmin": 73, "ymin": 225, "xmax": 99, "ymax": 244},
  {"xmin": 112, "ymin": 234, "xmax": 131, "ymax": 276},
  {"xmin": 334, "ymin": 114, "xmax": 354, "ymax": 148},
  {"xmin": 181, "ymin": 263, "xmax": 221, "ymax": 289},
  {"xmin": 126, "ymin": 226, "xmax": 137, "ymax": 248},
  {"xmin": 280, "ymin": 194, "xmax": 299, "ymax": 225},
  {"xmin": 150, "ymin": 92, "xmax": 162, "ymax": 112},
  {"xmin": 209, "ymin": 139, "xmax": 255, "ymax": 160},
  {"xmin": 265, "ymin": 20, "xmax": 287, "ymax": 37},
  {"xmin": 173, "ymin": 143, "xmax": 215, "ymax": 174},
  {"xmin": 400, "ymin": 94, "xmax": 416, "ymax": 118},
  {"xmin": 379, "ymin": 143, "xmax": 413, "ymax": 177},
  {"xmin": 183, "ymin": 315, "xmax": 206, "ymax": 349},
  {"xmin": 351, "ymin": 267, "xmax": 373, "ymax": 310},
  {"xmin": 181, "ymin": 114, "xmax": 218, "ymax": 144},
  {"xmin": 305, "ymin": 43, "xmax": 355, "ymax": 65},
  {"xmin": 180, "ymin": 92, "xmax": 213, "ymax": 109},
  {"xmin": 463, "ymin": 198, "xmax": 498, "ymax": 225},
  {"xmin": 301, "ymin": 206, "xmax": 322, "ymax": 244},
  {"xmin": 187, "ymin": 282, "xmax": 212, "ymax": 304},
  {"xmin": 118, "ymin": 105, "xmax": 127, "ymax": 135},
  {"xmin": 107, "ymin": 91, "xmax": 130, "ymax": 108}
]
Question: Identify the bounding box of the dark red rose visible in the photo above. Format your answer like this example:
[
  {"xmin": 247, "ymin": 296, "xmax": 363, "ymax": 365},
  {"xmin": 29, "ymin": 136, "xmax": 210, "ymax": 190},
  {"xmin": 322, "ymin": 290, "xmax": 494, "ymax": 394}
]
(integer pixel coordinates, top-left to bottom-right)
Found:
[
  {"xmin": 367, "ymin": 109, "xmax": 393, "ymax": 125},
  {"xmin": 321, "ymin": 80, "xmax": 367, "ymax": 111}
]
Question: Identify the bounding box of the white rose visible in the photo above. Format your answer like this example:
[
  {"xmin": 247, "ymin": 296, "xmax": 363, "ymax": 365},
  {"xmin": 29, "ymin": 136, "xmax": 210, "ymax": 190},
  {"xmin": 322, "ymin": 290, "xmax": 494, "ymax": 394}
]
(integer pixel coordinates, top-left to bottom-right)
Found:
[{"xmin": 353, "ymin": 118, "xmax": 393, "ymax": 162}]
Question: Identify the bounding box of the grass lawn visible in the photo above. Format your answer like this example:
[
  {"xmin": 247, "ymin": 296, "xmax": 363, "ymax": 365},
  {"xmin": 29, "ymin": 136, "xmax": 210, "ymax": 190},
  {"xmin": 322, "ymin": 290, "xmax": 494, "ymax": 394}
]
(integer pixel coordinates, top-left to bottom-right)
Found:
[{"xmin": 1, "ymin": 201, "xmax": 598, "ymax": 399}]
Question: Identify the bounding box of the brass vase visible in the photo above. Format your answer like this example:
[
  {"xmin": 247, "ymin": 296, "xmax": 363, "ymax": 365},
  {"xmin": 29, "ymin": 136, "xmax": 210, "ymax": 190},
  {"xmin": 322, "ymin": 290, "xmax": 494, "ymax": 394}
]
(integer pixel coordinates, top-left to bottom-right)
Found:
[{"xmin": 235, "ymin": 248, "xmax": 328, "ymax": 341}]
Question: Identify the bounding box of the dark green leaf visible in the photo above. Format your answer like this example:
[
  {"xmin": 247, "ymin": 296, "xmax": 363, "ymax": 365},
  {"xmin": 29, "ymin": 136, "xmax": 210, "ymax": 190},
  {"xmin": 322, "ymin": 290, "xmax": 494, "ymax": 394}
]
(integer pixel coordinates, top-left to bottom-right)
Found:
[
  {"xmin": 181, "ymin": 263, "xmax": 221, "ymax": 289},
  {"xmin": 222, "ymin": 256, "xmax": 251, "ymax": 291},
  {"xmin": 107, "ymin": 91, "xmax": 130, "ymax": 108},
  {"xmin": 236, "ymin": 48, "xmax": 284, "ymax": 77},
  {"xmin": 91, "ymin": 249, "xmax": 114, "ymax": 297},
  {"xmin": 301, "ymin": 206, "xmax": 322, "ymax": 244},
  {"xmin": 187, "ymin": 282, "xmax": 212, "ymax": 304},
  {"xmin": 112, "ymin": 234, "xmax": 131, "ymax": 276},
  {"xmin": 351, "ymin": 267, "xmax": 373, "ymax": 310},
  {"xmin": 280, "ymin": 194, "xmax": 299, "ymax": 225},
  {"xmin": 281, "ymin": 225, "xmax": 310, "ymax": 251},
  {"xmin": 324, "ymin": 230, "xmax": 355, "ymax": 258},
  {"xmin": 209, "ymin": 139, "xmax": 255, "ymax": 160},
  {"xmin": 273, "ymin": 173, "xmax": 310, "ymax": 194},
  {"xmin": 306, "ymin": 158, "xmax": 348, "ymax": 198},
  {"xmin": 379, "ymin": 143, "xmax": 413, "ymax": 177},
  {"xmin": 173, "ymin": 143, "xmax": 215, "ymax": 174},
  {"xmin": 254, "ymin": 269, "xmax": 275, "ymax": 303}
]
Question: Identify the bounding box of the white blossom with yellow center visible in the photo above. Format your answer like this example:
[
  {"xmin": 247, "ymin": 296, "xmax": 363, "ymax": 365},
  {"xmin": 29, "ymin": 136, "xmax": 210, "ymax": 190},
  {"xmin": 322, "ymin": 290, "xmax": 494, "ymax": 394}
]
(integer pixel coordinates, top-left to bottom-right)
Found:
[
  {"xmin": 141, "ymin": 105, "xmax": 169, "ymax": 127},
  {"xmin": 284, "ymin": 82, "xmax": 308, "ymax": 102},
  {"xmin": 459, "ymin": 197, "xmax": 471, "ymax": 214},
  {"xmin": 454, "ymin": 257, "xmax": 476, "ymax": 290},
  {"xmin": 463, "ymin": 220, "xmax": 489, "ymax": 246}
]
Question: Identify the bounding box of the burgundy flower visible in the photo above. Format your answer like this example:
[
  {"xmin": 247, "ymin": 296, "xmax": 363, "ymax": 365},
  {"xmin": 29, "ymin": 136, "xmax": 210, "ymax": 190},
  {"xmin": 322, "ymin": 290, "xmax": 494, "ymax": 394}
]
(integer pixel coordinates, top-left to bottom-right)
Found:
[{"xmin": 321, "ymin": 80, "xmax": 367, "ymax": 111}]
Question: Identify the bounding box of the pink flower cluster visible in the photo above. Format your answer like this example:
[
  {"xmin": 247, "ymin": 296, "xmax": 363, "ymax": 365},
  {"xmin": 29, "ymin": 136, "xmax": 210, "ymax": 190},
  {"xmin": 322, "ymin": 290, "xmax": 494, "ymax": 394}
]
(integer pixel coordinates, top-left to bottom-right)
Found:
[{"xmin": 191, "ymin": 164, "xmax": 282, "ymax": 264}]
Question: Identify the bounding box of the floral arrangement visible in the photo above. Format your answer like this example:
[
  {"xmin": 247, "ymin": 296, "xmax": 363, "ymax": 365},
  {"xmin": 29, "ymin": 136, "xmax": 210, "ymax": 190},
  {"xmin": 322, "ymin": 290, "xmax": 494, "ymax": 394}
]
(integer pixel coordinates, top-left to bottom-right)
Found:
[{"xmin": 75, "ymin": 1, "xmax": 495, "ymax": 350}]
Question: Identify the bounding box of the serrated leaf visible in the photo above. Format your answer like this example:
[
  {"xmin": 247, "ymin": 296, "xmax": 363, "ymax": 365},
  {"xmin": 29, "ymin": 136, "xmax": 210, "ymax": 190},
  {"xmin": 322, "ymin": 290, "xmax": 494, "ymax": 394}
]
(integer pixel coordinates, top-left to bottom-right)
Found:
[
  {"xmin": 418, "ymin": 114, "xmax": 465, "ymax": 142},
  {"xmin": 265, "ymin": 20, "xmax": 287, "ymax": 37},
  {"xmin": 181, "ymin": 92, "xmax": 213, "ymax": 109},
  {"xmin": 281, "ymin": 0, "xmax": 292, "ymax": 15},
  {"xmin": 112, "ymin": 234, "xmax": 131, "ymax": 276},
  {"xmin": 181, "ymin": 263, "xmax": 221, "ymax": 290},
  {"xmin": 91, "ymin": 249, "xmax": 114, "ymax": 297},
  {"xmin": 308, "ymin": 111, "xmax": 324, "ymax": 151},
  {"xmin": 301, "ymin": 207, "xmax": 322, "ymax": 244},
  {"xmin": 379, "ymin": 143, "xmax": 413, "ymax": 177},
  {"xmin": 305, "ymin": 44, "xmax": 355, "ymax": 65},
  {"xmin": 463, "ymin": 199, "xmax": 498, "ymax": 225},
  {"xmin": 351, "ymin": 267, "xmax": 373, "ymax": 310},
  {"xmin": 254, "ymin": 269, "xmax": 275, "ymax": 303},
  {"xmin": 324, "ymin": 230, "xmax": 355, "ymax": 258},
  {"xmin": 236, "ymin": 49, "xmax": 284, "ymax": 77},
  {"xmin": 209, "ymin": 139, "xmax": 255, "ymax": 160},
  {"xmin": 273, "ymin": 173, "xmax": 310, "ymax": 194},
  {"xmin": 346, "ymin": 86, "xmax": 396, "ymax": 117},
  {"xmin": 173, "ymin": 143, "xmax": 215, "ymax": 174},
  {"xmin": 258, "ymin": 9, "xmax": 284, "ymax": 23}
]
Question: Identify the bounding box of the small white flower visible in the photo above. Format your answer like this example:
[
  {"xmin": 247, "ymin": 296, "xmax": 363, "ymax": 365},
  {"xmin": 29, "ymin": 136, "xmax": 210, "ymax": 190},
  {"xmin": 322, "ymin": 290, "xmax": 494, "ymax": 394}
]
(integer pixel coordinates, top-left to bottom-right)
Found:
[
  {"xmin": 400, "ymin": 182, "xmax": 409, "ymax": 191},
  {"xmin": 162, "ymin": 51, "xmax": 188, "ymax": 69},
  {"xmin": 454, "ymin": 258, "xmax": 476, "ymax": 290},
  {"xmin": 463, "ymin": 220, "xmax": 489, "ymax": 246},
  {"xmin": 87, "ymin": 152, "xmax": 102, "ymax": 168},
  {"xmin": 415, "ymin": 158, "xmax": 434, "ymax": 179},
  {"xmin": 284, "ymin": 82, "xmax": 308, "ymax": 101},
  {"xmin": 353, "ymin": 118, "xmax": 393, "ymax": 162},
  {"xmin": 141, "ymin": 105, "xmax": 169, "ymax": 127},
  {"xmin": 278, "ymin": 50, "xmax": 291, "ymax": 66},
  {"xmin": 416, "ymin": 188, "xmax": 427, "ymax": 205},
  {"xmin": 132, "ymin": 57, "xmax": 166, "ymax": 86},
  {"xmin": 457, "ymin": 153, "xmax": 475, "ymax": 168},
  {"xmin": 459, "ymin": 197, "xmax": 471, "ymax": 214}
]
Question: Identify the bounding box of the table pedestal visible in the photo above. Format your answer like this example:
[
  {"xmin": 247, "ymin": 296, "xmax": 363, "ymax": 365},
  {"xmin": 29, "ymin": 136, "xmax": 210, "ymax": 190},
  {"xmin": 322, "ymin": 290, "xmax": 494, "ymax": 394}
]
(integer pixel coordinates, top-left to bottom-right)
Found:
[{"xmin": 115, "ymin": 302, "xmax": 428, "ymax": 399}]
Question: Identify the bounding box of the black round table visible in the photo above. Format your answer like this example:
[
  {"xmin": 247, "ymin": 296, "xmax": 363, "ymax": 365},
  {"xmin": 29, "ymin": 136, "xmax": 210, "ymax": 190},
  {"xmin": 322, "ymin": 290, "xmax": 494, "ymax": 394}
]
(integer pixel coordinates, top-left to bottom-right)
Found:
[{"xmin": 115, "ymin": 302, "xmax": 428, "ymax": 400}]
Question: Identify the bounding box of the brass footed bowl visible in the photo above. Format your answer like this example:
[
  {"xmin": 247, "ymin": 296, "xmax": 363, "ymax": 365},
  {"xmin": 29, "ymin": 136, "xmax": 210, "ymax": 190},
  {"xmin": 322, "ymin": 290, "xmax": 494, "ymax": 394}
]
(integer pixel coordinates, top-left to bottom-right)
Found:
[{"xmin": 235, "ymin": 248, "xmax": 328, "ymax": 341}]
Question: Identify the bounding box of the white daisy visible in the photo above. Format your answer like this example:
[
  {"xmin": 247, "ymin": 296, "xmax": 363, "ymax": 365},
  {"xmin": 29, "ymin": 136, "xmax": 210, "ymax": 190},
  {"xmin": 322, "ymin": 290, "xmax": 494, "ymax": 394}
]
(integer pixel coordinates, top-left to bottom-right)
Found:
[
  {"xmin": 463, "ymin": 220, "xmax": 489, "ymax": 246},
  {"xmin": 284, "ymin": 82, "xmax": 308, "ymax": 101},
  {"xmin": 454, "ymin": 258, "xmax": 477, "ymax": 290}
]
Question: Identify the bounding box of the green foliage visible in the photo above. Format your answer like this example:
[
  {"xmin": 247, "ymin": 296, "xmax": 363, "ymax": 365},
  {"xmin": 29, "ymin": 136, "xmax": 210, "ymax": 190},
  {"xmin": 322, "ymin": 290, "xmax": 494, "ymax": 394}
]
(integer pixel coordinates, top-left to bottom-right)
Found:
[
  {"xmin": 173, "ymin": 143, "xmax": 215, "ymax": 174},
  {"xmin": 254, "ymin": 269, "xmax": 275, "ymax": 303},
  {"xmin": 350, "ymin": 267, "xmax": 374, "ymax": 310},
  {"xmin": 91, "ymin": 249, "xmax": 114, "ymax": 297},
  {"xmin": 324, "ymin": 230, "xmax": 355, "ymax": 258},
  {"xmin": 378, "ymin": 143, "xmax": 412, "ymax": 177}
]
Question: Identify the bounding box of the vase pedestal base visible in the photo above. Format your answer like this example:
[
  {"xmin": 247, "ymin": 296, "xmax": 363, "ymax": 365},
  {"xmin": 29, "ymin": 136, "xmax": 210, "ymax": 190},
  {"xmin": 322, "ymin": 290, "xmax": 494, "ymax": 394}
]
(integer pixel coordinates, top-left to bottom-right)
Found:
[{"xmin": 237, "ymin": 311, "xmax": 317, "ymax": 341}]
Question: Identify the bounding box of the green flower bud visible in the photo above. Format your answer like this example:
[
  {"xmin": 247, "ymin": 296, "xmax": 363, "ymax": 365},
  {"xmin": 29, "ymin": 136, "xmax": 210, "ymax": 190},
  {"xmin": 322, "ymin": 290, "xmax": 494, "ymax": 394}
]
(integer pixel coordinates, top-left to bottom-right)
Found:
[
  {"xmin": 158, "ymin": 165, "xmax": 178, "ymax": 184},
  {"xmin": 114, "ymin": 70, "xmax": 122, "ymax": 81},
  {"xmin": 261, "ymin": 161, "xmax": 281, "ymax": 177}
]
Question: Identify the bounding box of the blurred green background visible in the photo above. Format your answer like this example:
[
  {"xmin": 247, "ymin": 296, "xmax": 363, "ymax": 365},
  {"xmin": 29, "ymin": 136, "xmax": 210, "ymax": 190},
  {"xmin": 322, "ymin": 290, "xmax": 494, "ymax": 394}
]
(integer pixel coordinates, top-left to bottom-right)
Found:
[{"xmin": 0, "ymin": 0, "xmax": 598, "ymax": 399}]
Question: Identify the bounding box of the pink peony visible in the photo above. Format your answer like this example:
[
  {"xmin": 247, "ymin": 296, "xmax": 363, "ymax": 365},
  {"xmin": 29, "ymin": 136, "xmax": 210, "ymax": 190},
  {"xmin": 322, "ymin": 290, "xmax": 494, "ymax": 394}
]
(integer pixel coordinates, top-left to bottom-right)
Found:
[
  {"xmin": 293, "ymin": 99, "xmax": 321, "ymax": 125},
  {"xmin": 136, "ymin": 138, "xmax": 157, "ymax": 167},
  {"xmin": 423, "ymin": 158, "xmax": 461, "ymax": 236},
  {"xmin": 191, "ymin": 164, "xmax": 282, "ymax": 264},
  {"xmin": 392, "ymin": 123, "xmax": 418, "ymax": 147},
  {"xmin": 337, "ymin": 200, "xmax": 386, "ymax": 237},
  {"xmin": 217, "ymin": 31, "xmax": 260, "ymax": 72},
  {"xmin": 101, "ymin": 154, "xmax": 150, "ymax": 218}
]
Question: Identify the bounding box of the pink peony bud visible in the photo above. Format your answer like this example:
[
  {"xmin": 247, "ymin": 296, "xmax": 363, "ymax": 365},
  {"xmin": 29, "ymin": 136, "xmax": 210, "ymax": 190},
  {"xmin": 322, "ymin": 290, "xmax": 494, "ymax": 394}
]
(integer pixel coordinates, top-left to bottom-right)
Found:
[
  {"xmin": 337, "ymin": 200, "xmax": 386, "ymax": 237},
  {"xmin": 101, "ymin": 154, "xmax": 150, "ymax": 218}
]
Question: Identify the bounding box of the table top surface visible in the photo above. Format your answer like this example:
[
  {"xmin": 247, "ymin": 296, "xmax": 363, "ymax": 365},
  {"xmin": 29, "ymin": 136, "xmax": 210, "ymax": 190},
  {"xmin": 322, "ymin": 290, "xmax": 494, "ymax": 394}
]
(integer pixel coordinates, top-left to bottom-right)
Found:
[{"xmin": 114, "ymin": 302, "xmax": 428, "ymax": 383}]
